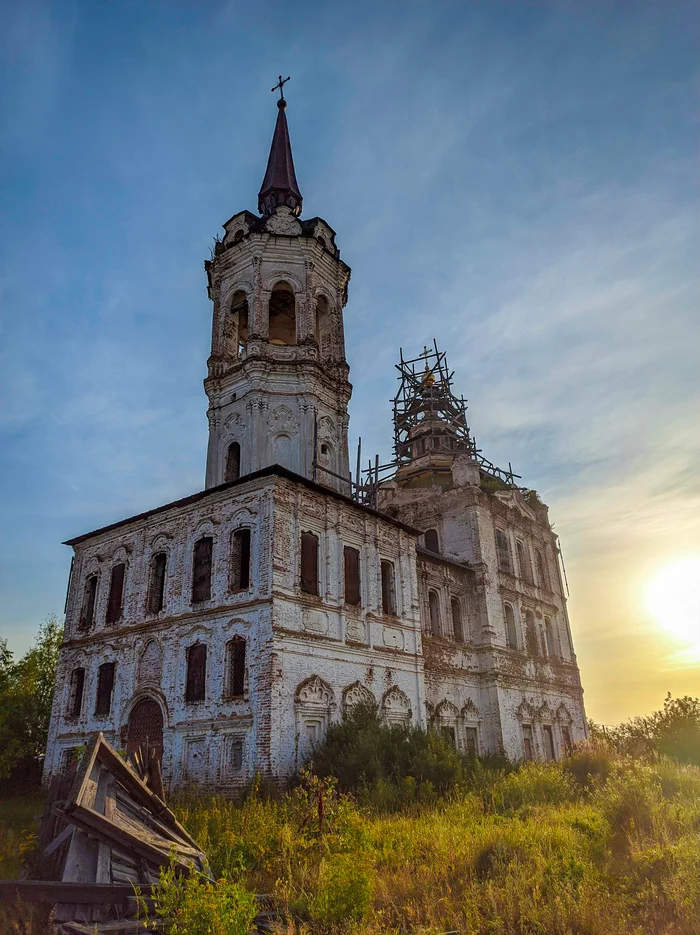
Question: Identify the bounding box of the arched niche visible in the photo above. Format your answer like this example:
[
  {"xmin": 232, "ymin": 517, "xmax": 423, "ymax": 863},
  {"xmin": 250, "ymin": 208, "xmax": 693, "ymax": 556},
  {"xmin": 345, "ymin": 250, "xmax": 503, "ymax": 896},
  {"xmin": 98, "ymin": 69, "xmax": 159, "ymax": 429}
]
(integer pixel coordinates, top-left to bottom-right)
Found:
[
  {"xmin": 226, "ymin": 290, "xmax": 249, "ymax": 359},
  {"xmin": 316, "ymin": 294, "xmax": 332, "ymax": 357},
  {"xmin": 269, "ymin": 282, "xmax": 297, "ymax": 346}
]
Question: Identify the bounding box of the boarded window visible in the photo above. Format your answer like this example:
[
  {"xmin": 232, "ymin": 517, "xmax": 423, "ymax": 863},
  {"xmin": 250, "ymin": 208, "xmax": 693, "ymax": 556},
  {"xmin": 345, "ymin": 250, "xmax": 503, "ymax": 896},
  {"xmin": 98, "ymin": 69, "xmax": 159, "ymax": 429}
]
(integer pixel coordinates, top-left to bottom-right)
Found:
[
  {"xmin": 191, "ymin": 537, "xmax": 213, "ymax": 603},
  {"xmin": 534, "ymin": 548, "xmax": 548, "ymax": 589},
  {"xmin": 451, "ymin": 597, "xmax": 464, "ymax": 642},
  {"xmin": 69, "ymin": 668, "xmax": 85, "ymax": 717},
  {"xmin": 230, "ymin": 528, "xmax": 251, "ymax": 591},
  {"xmin": 343, "ymin": 546, "xmax": 361, "ymax": 605},
  {"xmin": 80, "ymin": 575, "xmax": 98, "ymax": 631},
  {"xmin": 106, "ymin": 563, "xmax": 125, "ymax": 625},
  {"xmin": 148, "ymin": 552, "xmax": 167, "ymax": 614},
  {"xmin": 522, "ymin": 724, "xmax": 534, "ymax": 760},
  {"xmin": 185, "ymin": 643, "xmax": 207, "ymax": 702},
  {"xmin": 424, "ymin": 529, "xmax": 440, "ymax": 553},
  {"xmin": 504, "ymin": 603, "xmax": 518, "ymax": 649},
  {"xmin": 495, "ymin": 529, "xmax": 513, "ymax": 574},
  {"xmin": 516, "ymin": 541, "xmax": 533, "ymax": 584},
  {"xmin": 227, "ymin": 637, "xmax": 246, "ymax": 698},
  {"xmin": 300, "ymin": 532, "xmax": 319, "ymax": 595},
  {"xmin": 465, "ymin": 726, "xmax": 478, "ymax": 756},
  {"xmin": 428, "ymin": 589, "xmax": 441, "ymax": 636},
  {"xmin": 225, "ymin": 442, "xmax": 241, "ymax": 482},
  {"xmin": 380, "ymin": 560, "xmax": 396, "ymax": 615},
  {"xmin": 543, "ymin": 725, "xmax": 556, "ymax": 761},
  {"xmin": 95, "ymin": 661, "xmax": 115, "ymax": 716}
]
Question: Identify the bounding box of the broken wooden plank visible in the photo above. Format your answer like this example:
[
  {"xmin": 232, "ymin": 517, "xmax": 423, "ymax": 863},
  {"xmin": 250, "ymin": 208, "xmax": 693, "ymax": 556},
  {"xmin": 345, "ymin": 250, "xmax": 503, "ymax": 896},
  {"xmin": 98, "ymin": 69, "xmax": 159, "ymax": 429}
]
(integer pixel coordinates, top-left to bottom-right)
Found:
[
  {"xmin": 0, "ymin": 880, "xmax": 154, "ymax": 904},
  {"xmin": 43, "ymin": 824, "xmax": 74, "ymax": 858},
  {"xmin": 55, "ymin": 920, "xmax": 165, "ymax": 934}
]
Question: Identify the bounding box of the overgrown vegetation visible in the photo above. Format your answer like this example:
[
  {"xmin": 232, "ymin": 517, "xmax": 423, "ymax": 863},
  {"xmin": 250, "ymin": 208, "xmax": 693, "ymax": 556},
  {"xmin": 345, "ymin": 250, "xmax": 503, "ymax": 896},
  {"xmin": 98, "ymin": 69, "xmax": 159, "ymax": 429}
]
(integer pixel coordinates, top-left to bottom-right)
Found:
[{"xmin": 589, "ymin": 693, "xmax": 700, "ymax": 765}]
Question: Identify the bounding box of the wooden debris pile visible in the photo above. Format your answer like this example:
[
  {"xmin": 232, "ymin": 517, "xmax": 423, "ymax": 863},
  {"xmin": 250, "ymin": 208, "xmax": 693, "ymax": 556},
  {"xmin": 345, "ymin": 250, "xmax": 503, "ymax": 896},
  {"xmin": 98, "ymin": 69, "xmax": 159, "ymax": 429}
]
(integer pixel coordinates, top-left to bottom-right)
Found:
[{"xmin": 0, "ymin": 732, "xmax": 210, "ymax": 934}]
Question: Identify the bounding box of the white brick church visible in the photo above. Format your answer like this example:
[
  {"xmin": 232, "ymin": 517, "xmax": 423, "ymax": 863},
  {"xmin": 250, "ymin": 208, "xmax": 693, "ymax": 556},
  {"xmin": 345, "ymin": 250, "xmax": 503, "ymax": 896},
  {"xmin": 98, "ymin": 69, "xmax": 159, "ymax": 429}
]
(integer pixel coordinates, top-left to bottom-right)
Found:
[{"xmin": 45, "ymin": 89, "xmax": 587, "ymax": 790}]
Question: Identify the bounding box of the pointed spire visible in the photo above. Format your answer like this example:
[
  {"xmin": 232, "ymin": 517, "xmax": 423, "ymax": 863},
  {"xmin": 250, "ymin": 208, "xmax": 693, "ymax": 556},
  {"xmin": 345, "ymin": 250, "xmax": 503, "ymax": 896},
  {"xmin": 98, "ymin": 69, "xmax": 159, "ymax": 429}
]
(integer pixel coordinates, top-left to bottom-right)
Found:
[{"xmin": 258, "ymin": 82, "xmax": 303, "ymax": 217}]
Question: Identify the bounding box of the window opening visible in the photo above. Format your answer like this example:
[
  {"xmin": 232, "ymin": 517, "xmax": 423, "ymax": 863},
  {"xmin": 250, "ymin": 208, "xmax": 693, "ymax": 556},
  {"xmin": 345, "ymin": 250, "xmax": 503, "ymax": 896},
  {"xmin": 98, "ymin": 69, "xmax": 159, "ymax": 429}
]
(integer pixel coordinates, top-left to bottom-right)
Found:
[
  {"xmin": 522, "ymin": 724, "xmax": 534, "ymax": 760},
  {"xmin": 504, "ymin": 603, "xmax": 518, "ymax": 649},
  {"xmin": 441, "ymin": 726, "xmax": 456, "ymax": 747},
  {"xmin": 300, "ymin": 531, "xmax": 319, "ymax": 595},
  {"xmin": 80, "ymin": 575, "xmax": 98, "ymax": 631},
  {"xmin": 148, "ymin": 552, "xmax": 167, "ymax": 614},
  {"xmin": 225, "ymin": 442, "xmax": 241, "ymax": 482},
  {"xmin": 544, "ymin": 616, "xmax": 559, "ymax": 659},
  {"xmin": 106, "ymin": 563, "xmax": 125, "ymax": 625},
  {"xmin": 185, "ymin": 643, "xmax": 207, "ymax": 703},
  {"xmin": 231, "ymin": 292, "xmax": 248, "ymax": 354},
  {"xmin": 380, "ymin": 560, "xmax": 396, "ymax": 615},
  {"xmin": 495, "ymin": 529, "xmax": 513, "ymax": 574},
  {"xmin": 562, "ymin": 726, "xmax": 572, "ymax": 753},
  {"xmin": 525, "ymin": 611, "xmax": 540, "ymax": 656},
  {"xmin": 451, "ymin": 597, "xmax": 464, "ymax": 642},
  {"xmin": 465, "ymin": 726, "xmax": 478, "ymax": 756},
  {"xmin": 269, "ymin": 283, "xmax": 296, "ymax": 345},
  {"xmin": 428, "ymin": 589, "xmax": 441, "ymax": 636},
  {"xmin": 191, "ymin": 537, "xmax": 213, "ymax": 603},
  {"xmin": 230, "ymin": 528, "xmax": 251, "ymax": 591},
  {"xmin": 229, "ymin": 738, "xmax": 244, "ymax": 772},
  {"xmin": 69, "ymin": 668, "xmax": 85, "ymax": 717},
  {"xmin": 516, "ymin": 541, "xmax": 533, "ymax": 584},
  {"xmin": 228, "ymin": 637, "xmax": 246, "ymax": 698},
  {"xmin": 424, "ymin": 528, "xmax": 440, "ymax": 553},
  {"xmin": 95, "ymin": 661, "xmax": 115, "ymax": 716},
  {"xmin": 534, "ymin": 548, "xmax": 548, "ymax": 589},
  {"xmin": 343, "ymin": 546, "xmax": 361, "ymax": 605},
  {"xmin": 543, "ymin": 725, "xmax": 556, "ymax": 761}
]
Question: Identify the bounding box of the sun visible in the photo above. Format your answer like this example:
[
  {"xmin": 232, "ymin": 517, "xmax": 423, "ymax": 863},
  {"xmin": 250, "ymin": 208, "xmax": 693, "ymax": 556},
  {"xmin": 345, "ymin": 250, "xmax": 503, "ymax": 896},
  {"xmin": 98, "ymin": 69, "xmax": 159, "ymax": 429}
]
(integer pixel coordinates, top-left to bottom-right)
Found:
[{"xmin": 646, "ymin": 557, "xmax": 700, "ymax": 645}]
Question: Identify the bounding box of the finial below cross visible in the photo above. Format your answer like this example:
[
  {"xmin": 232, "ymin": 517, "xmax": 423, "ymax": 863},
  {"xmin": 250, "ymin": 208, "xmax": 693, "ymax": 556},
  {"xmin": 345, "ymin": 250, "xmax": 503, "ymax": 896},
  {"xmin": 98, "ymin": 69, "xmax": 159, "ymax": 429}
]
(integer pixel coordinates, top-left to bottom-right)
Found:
[{"xmin": 271, "ymin": 75, "xmax": 291, "ymax": 100}]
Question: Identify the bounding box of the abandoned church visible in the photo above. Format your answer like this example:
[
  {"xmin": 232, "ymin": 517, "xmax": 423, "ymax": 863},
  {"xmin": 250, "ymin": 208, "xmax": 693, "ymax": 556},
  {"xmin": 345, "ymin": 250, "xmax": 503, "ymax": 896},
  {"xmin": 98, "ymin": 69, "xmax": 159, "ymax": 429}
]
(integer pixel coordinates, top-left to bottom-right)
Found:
[{"xmin": 45, "ymin": 89, "xmax": 587, "ymax": 790}]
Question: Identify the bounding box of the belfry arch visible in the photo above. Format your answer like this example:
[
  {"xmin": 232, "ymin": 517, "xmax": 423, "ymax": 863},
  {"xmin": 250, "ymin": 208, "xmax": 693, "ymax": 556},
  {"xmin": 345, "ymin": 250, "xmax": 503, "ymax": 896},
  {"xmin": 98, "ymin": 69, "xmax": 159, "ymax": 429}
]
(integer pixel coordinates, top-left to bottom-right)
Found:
[{"xmin": 269, "ymin": 282, "xmax": 296, "ymax": 345}]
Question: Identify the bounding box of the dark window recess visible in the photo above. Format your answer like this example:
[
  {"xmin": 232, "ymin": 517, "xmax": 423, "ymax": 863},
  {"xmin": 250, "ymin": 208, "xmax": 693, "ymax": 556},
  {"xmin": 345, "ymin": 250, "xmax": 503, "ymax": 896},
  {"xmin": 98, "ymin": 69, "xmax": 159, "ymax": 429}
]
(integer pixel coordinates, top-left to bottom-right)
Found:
[
  {"xmin": 522, "ymin": 725, "xmax": 534, "ymax": 760},
  {"xmin": 228, "ymin": 637, "xmax": 246, "ymax": 697},
  {"xmin": 525, "ymin": 612, "xmax": 540, "ymax": 656},
  {"xmin": 451, "ymin": 598, "xmax": 464, "ymax": 642},
  {"xmin": 106, "ymin": 563, "xmax": 125, "ymax": 625},
  {"xmin": 225, "ymin": 442, "xmax": 241, "ymax": 482},
  {"xmin": 534, "ymin": 549, "xmax": 548, "ymax": 589},
  {"xmin": 192, "ymin": 537, "xmax": 213, "ymax": 603},
  {"xmin": 495, "ymin": 529, "xmax": 513, "ymax": 574},
  {"xmin": 148, "ymin": 552, "xmax": 167, "ymax": 614},
  {"xmin": 429, "ymin": 590, "xmax": 441, "ymax": 636},
  {"xmin": 465, "ymin": 727, "xmax": 478, "ymax": 756},
  {"xmin": 381, "ymin": 560, "xmax": 396, "ymax": 615},
  {"xmin": 441, "ymin": 726, "xmax": 456, "ymax": 747},
  {"xmin": 543, "ymin": 725, "xmax": 556, "ymax": 761},
  {"xmin": 504, "ymin": 604, "xmax": 518, "ymax": 649},
  {"xmin": 424, "ymin": 529, "xmax": 440, "ymax": 553},
  {"xmin": 69, "ymin": 668, "xmax": 85, "ymax": 717},
  {"xmin": 343, "ymin": 546, "xmax": 361, "ymax": 605},
  {"xmin": 300, "ymin": 531, "xmax": 319, "ymax": 595},
  {"xmin": 230, "ymin": 529, "xmax": 251, "ymax": 591},
  {"xmin": 516, "ymin": 541, "xmax": 533, "ymax": 584},
  {"xmin": 80, "ymin": 575, "xmax": 98, "ymax": 631},
  {"xmin": 562, "ymin": 727, "xmax": 572, "ymax": 752},
  {"xmin": 230, "ymin": 739, "xmax": 244, "ymax": 772},
  {"xmin": 185, "ymin": 643, "xmax": 207, "ymax": 702},
  {"xmin": 95, "ymin": 661, "xmax": 115, "ymax": 716}
]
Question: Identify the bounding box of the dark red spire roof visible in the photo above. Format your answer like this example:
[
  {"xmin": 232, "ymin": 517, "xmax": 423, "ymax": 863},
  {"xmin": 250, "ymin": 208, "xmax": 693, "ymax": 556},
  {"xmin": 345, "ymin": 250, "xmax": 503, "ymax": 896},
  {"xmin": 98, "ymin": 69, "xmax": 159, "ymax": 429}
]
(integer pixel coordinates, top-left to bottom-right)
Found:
[{"xmin": 258, "ymin": 99, "xmax": 303, "ymax": 217}]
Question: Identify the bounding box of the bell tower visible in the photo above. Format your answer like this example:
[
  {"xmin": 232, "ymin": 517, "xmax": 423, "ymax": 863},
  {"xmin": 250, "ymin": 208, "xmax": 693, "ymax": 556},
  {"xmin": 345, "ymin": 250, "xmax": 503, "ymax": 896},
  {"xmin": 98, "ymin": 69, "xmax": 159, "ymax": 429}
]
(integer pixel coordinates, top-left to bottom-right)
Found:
[{"xmin": 203, "ymin": 85, "xmax": 352, "ymax": 491}]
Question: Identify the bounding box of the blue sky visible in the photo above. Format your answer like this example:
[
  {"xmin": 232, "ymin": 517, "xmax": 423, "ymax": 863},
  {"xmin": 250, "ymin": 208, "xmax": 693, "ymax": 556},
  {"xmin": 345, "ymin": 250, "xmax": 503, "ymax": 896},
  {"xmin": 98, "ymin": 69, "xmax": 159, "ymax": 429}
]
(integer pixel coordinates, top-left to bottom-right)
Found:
[{"xmin": 1, "ymin": 0, "xmax": 698, "ymax": 722}]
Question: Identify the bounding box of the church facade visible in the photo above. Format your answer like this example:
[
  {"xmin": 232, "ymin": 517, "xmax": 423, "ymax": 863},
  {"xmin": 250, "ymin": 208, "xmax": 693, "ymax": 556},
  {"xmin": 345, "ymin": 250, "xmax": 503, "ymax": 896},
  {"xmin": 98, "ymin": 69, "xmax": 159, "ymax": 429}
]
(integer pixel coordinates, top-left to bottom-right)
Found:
[{"xmin": 44, "ymin": 93, "xmax": 587, "ymax": 790}]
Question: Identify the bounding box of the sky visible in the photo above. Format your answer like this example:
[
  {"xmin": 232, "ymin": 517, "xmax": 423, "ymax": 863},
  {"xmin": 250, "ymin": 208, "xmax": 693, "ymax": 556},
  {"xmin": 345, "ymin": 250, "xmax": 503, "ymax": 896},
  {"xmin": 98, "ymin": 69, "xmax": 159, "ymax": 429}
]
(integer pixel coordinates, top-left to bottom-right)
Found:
[{"xmin": 0, "ymin": 0, "xmax": 698, "ymax": 724}]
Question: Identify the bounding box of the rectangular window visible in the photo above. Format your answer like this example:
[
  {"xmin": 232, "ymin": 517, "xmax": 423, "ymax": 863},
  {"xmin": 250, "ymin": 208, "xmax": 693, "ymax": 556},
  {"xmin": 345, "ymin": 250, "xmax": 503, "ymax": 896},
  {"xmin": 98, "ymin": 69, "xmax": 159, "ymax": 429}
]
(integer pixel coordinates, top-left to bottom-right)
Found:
[
  {"xmin": 343, "ymin": 546, "xmax": 361, "ymax": 605},
  {"xmin": 562, "ymin": 726, "xmax": 572, "ymax": 753},
  {"xmin": 69, "ymin": 668, "xmax": 85, "ymax": 717},
  {"xmin": 380, "ymin": 560, "xmax": 396, "ymax": 615},
  {"xmin": 227, "ymin": 638, "xmax": 246, "ymax": 698},
  {"xmin": 300, "ymin": 531, "xmax": 319, "ymax": 595},
  {"xmin": 185, "ymin": 643, "xmax": 207, "ymax": 702},
  {"xmin": 516, "ymin": 541, "xmax": 533, "ymax": 584},
  {"xmin": 106, "ymin": 563, "xmax": 125, "ymax": 624},
  {"xmin": 522, "ymin": 724, "xmax": 533, "ymax": 761},
  {"xmin": 79, "ymin": 575, "xmax": 98, "ymax": 631},
  {"xmin": 465, "ymin": 727, "xmax": 478, "ymax": 756},
  {"xmin": 95, "ymin": 661, "xmax": 115, "ymax": 716},
  {"xmin": 230, "ymin": 529, "xmax": 251, "ymax": 591},
  {"xmin": 441, "ymin": 726, "xmax": 456, "ymax": 747},
  {"xmin": 191, "ymin": 537, "xmax": 213, "ymax": 603},
  {"xmin": 534, "ymin": 548, "xmax": 549, "ymax": 590},
  {"xmin": 495, "ymin": 530, "xmax": 513, "ymax": 574},
  {"xmin": 543, "ymin": 725, "xmax": 556, "ymax": 761},
  {"xmin": 228, "ymin": 738, "xmax": 244, "ymax": 773},
  {"xmin": 148, "ymin": 552, "xmax": 167, "ymax": 614}
]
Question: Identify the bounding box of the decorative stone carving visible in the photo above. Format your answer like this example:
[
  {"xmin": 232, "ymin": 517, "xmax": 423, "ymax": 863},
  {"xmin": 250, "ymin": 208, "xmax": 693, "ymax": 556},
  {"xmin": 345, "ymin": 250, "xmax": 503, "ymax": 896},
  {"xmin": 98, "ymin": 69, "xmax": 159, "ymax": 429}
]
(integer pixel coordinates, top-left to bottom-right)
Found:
[
  {"xmin": 381, "ymin": 686, "xmax": 412, "ymax": 726},
  {"xmin": 342, "ymin": 681, "xmax": 376, "ymax": 711},
  {"xmin": 462, "ymin": 698, "xmax": 480, "ymax": 719},
  {"xmin": 295, "ymin": 675, "xmax": 334, "ymax": 708},
  {"xmin": 538, "ymin": 701, "xmax": 556, "ymax": 721},
  {"xmin": 265, "ymin": 206, "xmax": 302, "ymax": 236},
  {"xmin": 382, "ymin": 625, "xmax": 405, "ymax": 650},
  {"xmin": 269, "ymin": 405, "xmax": 297, "ymax": 434},
  {"xmin": 303, "ymin": 608, "xmax": 329, "ymax": 635},
  {"xmin": 517, "ymin": 700, "xmax": 536, "ymax": 721}
]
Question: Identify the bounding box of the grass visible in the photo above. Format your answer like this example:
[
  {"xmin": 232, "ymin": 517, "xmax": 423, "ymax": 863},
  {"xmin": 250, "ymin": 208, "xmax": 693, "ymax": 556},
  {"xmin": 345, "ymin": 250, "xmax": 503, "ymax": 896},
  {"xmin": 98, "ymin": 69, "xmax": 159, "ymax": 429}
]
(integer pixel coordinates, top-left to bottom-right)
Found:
[{"xmin": 2, "ymin": 755, "xmax": 700, "ymax": 934}]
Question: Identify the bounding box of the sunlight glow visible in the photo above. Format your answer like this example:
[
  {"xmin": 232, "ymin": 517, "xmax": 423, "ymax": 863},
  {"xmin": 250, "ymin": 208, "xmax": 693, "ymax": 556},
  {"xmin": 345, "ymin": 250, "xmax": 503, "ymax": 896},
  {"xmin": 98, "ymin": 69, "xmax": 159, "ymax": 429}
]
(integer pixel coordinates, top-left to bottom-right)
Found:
[{"xmin": 646, "ymin": 557, "xmax": 700, "ymax": 648}]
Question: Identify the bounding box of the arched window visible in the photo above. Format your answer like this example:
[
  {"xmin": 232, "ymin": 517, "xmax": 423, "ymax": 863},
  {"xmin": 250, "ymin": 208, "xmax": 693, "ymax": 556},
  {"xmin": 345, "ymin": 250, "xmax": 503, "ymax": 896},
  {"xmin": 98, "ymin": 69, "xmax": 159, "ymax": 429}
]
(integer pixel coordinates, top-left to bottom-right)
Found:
[
  {"xmin": 380, "ymin": 560, "xmax": 396, "ymax": 615},
  {"xmin": 225, "ymin": 441, "xmax": 241, "ymax": 482},
  {"xmin": 148, "ymin": 552, "xmax": 167, "ymax": 614},
  {"xmin": 269, "ymin": 282, "xmax": 296, "ymax": 345},
  {"xmin": 424, "ymin": 529, "xmax": 440, "ymax": 553},
  {"xmin": 534, "ymin": 549, "xmax": 548, "ymax": 589},
  {"xmin": 495, "ymin": 529, "xmax": 513, "ymax": 574},
  {"xmin": 525, "ymin": 610, "xmax": 540, "ymax": 656},
  {"xmin": 300, "ymin": 531, "xmax": 319, "ymax": 595},
  {"xmin": 191, "ymin": 537, "xmax": 213, "ymax": 603},
  {"xmin": 544, "ymin": 616, "xmax": 559, "ymax": 659},
  {"xmin": 451, "ymin": 597, "xmax": 464, "ymax": 642},
  {"xmin": 316, "ymin": 294, "xmax": 331, "ymax": 357},
  {"xmin": 79, "ymin": 574, "xmax": 98, "ymax": 631},
  {"xmin": 230, "ymin": 291, "xmax": 249, "ymax": 357},
  {"xmin": 230, "ymin": 528, "xmax": 251, "ymax": 591},
  {"xmin": 226, "ymin": 636, "xmax": 246, "ymax": 698},
  {"xmin": 428, "ymin": 589, "xmax": 441, "ymax": 636},
  {"xmin": 185, "ymin": 643, "xmax": 207, "ymax": 702},
  {"xmin": 504, "ymin": 603, "xmax": 518, "ymax": 649},
  {"xmin": 106, "ymin": 563, "xmax": 125, "ymax": 625},
  {"xmin": 516, "ymin": 541, "xmax": 533, "ymax": 584}
]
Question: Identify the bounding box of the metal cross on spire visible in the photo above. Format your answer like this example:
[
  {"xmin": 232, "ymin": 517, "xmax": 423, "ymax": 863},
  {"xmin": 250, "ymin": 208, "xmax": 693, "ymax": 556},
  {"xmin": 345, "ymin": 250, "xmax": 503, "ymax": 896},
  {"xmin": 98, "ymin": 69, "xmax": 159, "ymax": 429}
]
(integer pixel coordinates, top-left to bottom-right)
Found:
[{"xmin": 271, "ymin": 75, "xmax": 291, "ymax": 101}]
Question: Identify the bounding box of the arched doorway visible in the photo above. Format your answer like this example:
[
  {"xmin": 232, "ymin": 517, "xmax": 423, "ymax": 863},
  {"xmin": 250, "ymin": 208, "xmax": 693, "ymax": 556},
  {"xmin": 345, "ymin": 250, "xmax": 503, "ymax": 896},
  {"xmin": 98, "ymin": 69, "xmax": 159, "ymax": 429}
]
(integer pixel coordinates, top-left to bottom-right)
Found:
[{"xmin": 126, "ymin": 698, "xmax": 164, "ymax": 763}]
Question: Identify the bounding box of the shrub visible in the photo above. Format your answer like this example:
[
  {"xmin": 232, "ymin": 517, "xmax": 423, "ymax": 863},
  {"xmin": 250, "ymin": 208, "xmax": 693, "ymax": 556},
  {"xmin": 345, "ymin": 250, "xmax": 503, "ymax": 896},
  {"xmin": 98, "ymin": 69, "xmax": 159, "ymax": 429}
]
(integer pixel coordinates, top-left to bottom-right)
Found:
[
  {"xmin": 488, "ymin": 760, "xmax": 577, "ymax": 812},
  {"xmin": 562, "ymin": 742, "xmax": 613, "ymax": 790},
  {"xmin": 306, "ymin": 852, "xmax": 374, "ymax": 925}
]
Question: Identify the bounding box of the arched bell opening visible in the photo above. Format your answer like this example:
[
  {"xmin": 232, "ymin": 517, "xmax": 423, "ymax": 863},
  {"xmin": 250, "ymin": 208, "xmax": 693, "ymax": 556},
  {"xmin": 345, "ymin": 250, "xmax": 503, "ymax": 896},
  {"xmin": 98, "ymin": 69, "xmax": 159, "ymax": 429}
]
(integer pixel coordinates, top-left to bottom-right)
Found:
[
  {"xmin": 228, "ymin": 290, "xmax": 249, "ymax": 359},
  {"xmin": 316, "ymin": 294, "xmax": 331, "ymax": 357},
  {"xmin": 269, "ymin": 282, "xmax": 297, "ymax": 345}
]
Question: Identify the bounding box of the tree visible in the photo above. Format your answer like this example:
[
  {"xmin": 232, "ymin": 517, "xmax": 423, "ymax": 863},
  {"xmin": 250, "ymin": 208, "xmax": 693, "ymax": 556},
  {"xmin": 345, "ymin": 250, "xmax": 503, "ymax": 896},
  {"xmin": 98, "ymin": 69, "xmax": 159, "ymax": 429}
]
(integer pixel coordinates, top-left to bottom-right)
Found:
[
  {"xmin": 654, "ymin": 693, "xmax": 700, "ymax": 766},
  {"xmin": 0, "ymin": 615, "xmax": 63, "ymax": 779}
]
